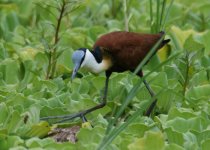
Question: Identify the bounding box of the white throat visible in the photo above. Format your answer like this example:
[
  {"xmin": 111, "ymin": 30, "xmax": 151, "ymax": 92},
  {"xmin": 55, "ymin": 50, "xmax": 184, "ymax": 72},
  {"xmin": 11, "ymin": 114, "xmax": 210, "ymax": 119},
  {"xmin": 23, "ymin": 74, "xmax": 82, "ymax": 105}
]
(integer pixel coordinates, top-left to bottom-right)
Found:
[{"xmin": 81, "ymin": 49, "xmax": 110, "ymax": 74}]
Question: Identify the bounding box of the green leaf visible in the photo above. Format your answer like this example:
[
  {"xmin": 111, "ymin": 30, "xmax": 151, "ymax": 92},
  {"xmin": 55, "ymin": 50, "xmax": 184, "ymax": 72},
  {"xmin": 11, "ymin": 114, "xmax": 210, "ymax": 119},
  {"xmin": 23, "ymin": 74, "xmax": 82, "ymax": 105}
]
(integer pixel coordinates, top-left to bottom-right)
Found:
[
  {"xmin": 6, "ymin": 93, "xmax": 34, "ymax": 109},
  {"xmin": 34, "ymin": 52, "xmax": 48, "ymax": 70},
  {"xmin": 25, "ymin": 137, "xmax": 54, "ymax": 148},
  {"xmin": 170, "ymin": 26, "xmax": 196, "ymax": 49},
  {"xmin": 186, "ymin": 84, "xmax": 210, "ymax": 100},
  {"xmin": 9, "ymin": 146, "xmax": 27, "ymax": 150},
  {"xmin": 199, "ymin": 30, "xmax": 210, "ymax": 54},
  {"xmin": 183, "ymin": 132, "xmax": 199, "ymax": 149},
  {"xmin": 77, "ymin": 126, "xmax": 105, "ymax": 150},
  {"xmin": 165, "ymin": 143, "xmax": 185, "ymax": 150},
  {"xmin": 18, "ymin": 47, "xmax": 38, "ymax": 61},
  {"xmin": 125, "ymin": 123, "xmax": 152, "ymax": 138},
  {"xmin": 0, "ymin": 103, "xmax": 9, "ymax": 125},
  {"xmin": 0, "ymin": 135, "xmax": 24, "ymax": 150},
  {"xmin": 184, "ymin": 35, "xmax": 204, "ymax": 52},
  {"xmin": 165, "ymin": 127, "xmax": 184, "ymax": 146},
  {"xmin": 128, "ymin": 132, "xmax": 165, "ymax": 150},
  {"xmin": 57, "ymin": 49, "xmax": 73, "ymax": 69},
  {"xmin": 149, "ymin": 72, "xmax": 168, "ymax": 88},
  {"xmin": 201, "ymin": 139, "xmax": 210, "ymax": 150},
  {"xmin": 71, "ymin": 78, "xmax": 90, "ymax": 94},
  {"xmin": 167, "ymin": 107, "xmax": 196, "ymax": 120},
  {"xmin": 0, "ymin": 59, "xmax": 20, "ymax": 84},
  {"xmin": 88, "ymin": 26, "xmax": 107, "ymax": 40},
  {"xmin": 166, "ymin": 117, "xmax": 207, "ymax": 133},
  {"xmin": 157, "ymin": 89, "xmax": 175, "ymax": 112},
  {"xmin": 91, "ymin": 76, "xmax": 106, "ymax": 90},
  {"xmin": 6, "ymin": 110, "xmax": 22, "ymax": 134},
  {"xmin": 189, "ymin": 70, "xmax": 209, "ymax": 87},
  {"xmin": 191, "ymin": 130, "xmax": 210, "ymax": 145},
  {"xmin": 23, "ymin": 121, "xmax": 50, "ymax": 138},
  {"xmin": 40, "ymin": 106, "xmax": 69, "ymax": 119}
]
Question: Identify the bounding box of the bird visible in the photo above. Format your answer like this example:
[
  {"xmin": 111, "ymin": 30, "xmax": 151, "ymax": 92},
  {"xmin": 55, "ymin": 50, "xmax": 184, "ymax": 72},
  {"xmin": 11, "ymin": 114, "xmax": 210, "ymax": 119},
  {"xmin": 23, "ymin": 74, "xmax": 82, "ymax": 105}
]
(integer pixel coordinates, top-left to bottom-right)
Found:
[{"xmin": 41, "ymin": 31, "xmax": 170, "ymax": 123}]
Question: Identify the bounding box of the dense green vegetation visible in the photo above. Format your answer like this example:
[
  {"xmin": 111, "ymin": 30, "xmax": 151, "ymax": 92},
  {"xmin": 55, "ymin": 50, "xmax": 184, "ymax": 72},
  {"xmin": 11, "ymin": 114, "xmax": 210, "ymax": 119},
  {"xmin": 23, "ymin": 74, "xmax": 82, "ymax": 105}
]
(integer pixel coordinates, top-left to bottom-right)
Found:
[{"xmin": 0, "ymin": 0, "xmax": 210, "ymax": 149}]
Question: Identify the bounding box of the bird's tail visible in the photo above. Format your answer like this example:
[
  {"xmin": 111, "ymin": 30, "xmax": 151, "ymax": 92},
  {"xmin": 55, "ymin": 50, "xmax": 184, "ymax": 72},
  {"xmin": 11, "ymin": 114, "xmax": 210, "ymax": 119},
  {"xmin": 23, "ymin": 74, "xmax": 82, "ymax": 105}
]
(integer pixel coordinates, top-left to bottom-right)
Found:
[
  {"xmin": 159, "ymin": 31, "xmax": 170, "ymax": 48},
  {"xmin": 162, "ymin": 39, "xmax": 170, "ymax": 45}
]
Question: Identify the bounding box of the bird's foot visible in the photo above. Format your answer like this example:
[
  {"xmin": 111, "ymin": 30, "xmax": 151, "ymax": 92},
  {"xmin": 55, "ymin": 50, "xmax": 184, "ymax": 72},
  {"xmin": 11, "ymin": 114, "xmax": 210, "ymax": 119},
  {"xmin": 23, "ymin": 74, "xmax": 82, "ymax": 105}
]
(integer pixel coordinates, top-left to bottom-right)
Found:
[
  {"xmin": 41, "ymin": 102, "xmax": 106, "ymax": 124},
  {"xmin": 144, "ymin": 99, "xmax": 157, "ymax": 117},
  {"xmin": 40, "ymin": 111, "xmax": 88, "ymax": 123}
]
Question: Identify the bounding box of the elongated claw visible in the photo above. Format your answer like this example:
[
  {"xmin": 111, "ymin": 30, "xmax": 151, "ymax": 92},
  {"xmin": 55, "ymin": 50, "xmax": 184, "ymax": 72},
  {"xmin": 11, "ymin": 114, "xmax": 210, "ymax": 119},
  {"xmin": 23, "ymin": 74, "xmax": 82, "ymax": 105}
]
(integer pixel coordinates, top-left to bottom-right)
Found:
[{"xmin": 81, "ymin": 115, "xmax": 88, "ymax": 123}]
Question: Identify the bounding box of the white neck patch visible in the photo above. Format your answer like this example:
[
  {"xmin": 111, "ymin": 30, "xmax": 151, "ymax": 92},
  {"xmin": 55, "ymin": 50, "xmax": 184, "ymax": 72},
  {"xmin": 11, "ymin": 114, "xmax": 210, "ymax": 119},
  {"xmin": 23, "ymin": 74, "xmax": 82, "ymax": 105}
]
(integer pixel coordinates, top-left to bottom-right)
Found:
[{"xmin": 81, "ymin": 49, "xmax": 111, "ymax": 74}]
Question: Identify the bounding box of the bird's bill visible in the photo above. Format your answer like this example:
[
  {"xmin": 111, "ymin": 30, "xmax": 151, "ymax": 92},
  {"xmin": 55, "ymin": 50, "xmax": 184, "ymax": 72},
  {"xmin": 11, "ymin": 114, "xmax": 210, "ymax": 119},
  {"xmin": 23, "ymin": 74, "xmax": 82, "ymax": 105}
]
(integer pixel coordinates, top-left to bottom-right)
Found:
[{"xmin": 71, "ymin": 63, "xmax": 80, "ymax": 81}]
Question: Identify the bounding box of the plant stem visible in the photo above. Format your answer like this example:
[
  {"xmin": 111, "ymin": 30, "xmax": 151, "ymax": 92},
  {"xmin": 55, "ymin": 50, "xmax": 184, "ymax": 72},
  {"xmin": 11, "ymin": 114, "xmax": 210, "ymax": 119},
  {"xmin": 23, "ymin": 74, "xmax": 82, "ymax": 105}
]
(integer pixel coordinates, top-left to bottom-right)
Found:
[
  {"xmin": 50, "ymin": 0, "xmax": 66, "ymax": 79},
  {"xmin": 149, "ymin": 0, "xmax": 153, "ymax": 33},
  {"xmin": 156, "ymin": 0, "xmax": 160, "ymax": 32},
  {"xmin": 46, "ymin": 51, "xmax": 52, "ymax": 79},
  {"xmin": 160, "ymin": 0, "xmax": 166, "ymax": 30},
  {"xmin": 124, "ymin": 0, "xmax": 129, "ymax": 32},
  {"xmin": 111, "ymin": 0, "xmax": 116, "ymax": 18},
  {"xmin": 162, "ymin": 0, "xmax": 174, "ymax": 29},
  {"xmin": 183, "ymin": 52, "xmax": 189, "ymax": 96}
]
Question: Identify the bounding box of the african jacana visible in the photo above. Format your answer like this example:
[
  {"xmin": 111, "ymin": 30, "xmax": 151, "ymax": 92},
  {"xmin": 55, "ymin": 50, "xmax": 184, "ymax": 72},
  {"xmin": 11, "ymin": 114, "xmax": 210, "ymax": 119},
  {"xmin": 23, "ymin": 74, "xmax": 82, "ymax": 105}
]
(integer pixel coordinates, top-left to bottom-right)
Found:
[{"xmin": 41, "ymin": 31, "xmax": 170, "ymax": 123}]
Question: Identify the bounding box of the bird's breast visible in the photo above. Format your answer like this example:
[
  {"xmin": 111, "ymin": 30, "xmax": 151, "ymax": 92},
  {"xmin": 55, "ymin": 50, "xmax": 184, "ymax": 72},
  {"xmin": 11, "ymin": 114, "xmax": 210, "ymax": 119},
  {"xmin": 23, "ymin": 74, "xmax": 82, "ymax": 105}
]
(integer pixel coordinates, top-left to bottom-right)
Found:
[
  {"xmin": 82, "ymin": 56, "xmax": 112, "ymax": 74},
  {"xmin": 92, "ymin": 58, "xmax": 112, "ymax": 74}
]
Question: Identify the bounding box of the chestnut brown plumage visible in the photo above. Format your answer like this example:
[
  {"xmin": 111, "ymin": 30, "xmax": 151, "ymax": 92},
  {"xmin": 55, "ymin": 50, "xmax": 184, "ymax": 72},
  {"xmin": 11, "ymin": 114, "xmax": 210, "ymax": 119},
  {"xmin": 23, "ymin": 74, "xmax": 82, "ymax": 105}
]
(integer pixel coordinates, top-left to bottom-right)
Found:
[
  {"xmin": 93, "ymin": 31, "xmax": 168, "ymax": 73},
  {"xmin": 41, "ymin": 31, "xmax": 170, "ymax": 123}
]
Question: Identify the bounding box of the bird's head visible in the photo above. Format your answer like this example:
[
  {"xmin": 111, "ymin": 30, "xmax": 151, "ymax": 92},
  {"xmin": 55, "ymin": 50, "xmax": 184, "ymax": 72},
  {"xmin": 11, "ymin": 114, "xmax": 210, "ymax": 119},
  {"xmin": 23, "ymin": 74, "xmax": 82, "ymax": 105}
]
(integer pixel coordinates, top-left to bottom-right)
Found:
[
  {"xmin": 71, "ymin": 47, "xmax": 109, "ymax": 81},
  {"xmin": 71, "ymin": 48, "xmax": 87, "ymax": 81}
]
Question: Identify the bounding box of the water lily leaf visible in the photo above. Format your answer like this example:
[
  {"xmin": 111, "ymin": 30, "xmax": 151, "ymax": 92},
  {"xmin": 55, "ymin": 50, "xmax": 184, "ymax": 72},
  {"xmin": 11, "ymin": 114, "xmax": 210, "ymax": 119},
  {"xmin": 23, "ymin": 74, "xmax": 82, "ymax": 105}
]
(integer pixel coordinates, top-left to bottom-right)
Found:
[
  {"xmin": 9, "ymin": 146, "xmax": 27, "ymax": 150},
  {"xmin": 191, "ymin": 130, "xmax": 210, "ymax": 145},
  {"xmin": 157, "ymin": 89, "xmax": 177, "ymax": 112},
  {"xmin": 0, "ymin": 135, "xmax": 24, "ymax": 150},
  {"xmin": 0, "ymin": 102, "xmax": 9, "ymax": 125},
  {"xmin": 91, "ymin": 76, "xmax": 106, "ymax": 90},
  {"xmin": 26, "ymin": 136, "xmax": 75, "ymax": 149},
  {"xmin": 40, "ymin": 106, "xmax": 69, "ymax": 118},
  {"xmin": 165, "ymin": 143, "xmax": 185, "ymax": 150},
  {"xmin": 71, "ymin": 78, "xmax": 90, "ymax": 94},
  {"xmin": 183, "ymin": 131, "xmax": 199, "ymax": 149},
  {"xmin": 25, "ymin": 137, "xmax": 54, "ymax": 148},
  {"xmin": 166, "ymin": 117, "xmax": 207, "ymax": 133},
  {"xmin": 201, "ymin": 139, "xmax": 210, "ymax": 150},
  {"xmin": 0, "ymin": 129, "xmax": 8, "ymax": 135},
  {"xmin": 128, "ymin": 131, "xmax": 165, "ymax": 150},
  {"xmin": 185, "ymin": 84, "xmax": 210, "ymax": 100},
  {"xmin": 149, "ymin": 72, "xmax": 168, "ymax": 88},
  {"xmin": 88, "ymin": 26, "xmax": 107, "ymax": 40},
  {"xmin": 6, "ymin": 110, "xmax": 22, "ymax": 134},
  {"xmin": 34, "ymin": 52, "xmax": 48, "ymax": 70},
  {"xmin": 18, "ymin": 47, "xmax": 38, "ymax": 61},
  {"xmin": 6, "ymin": 93, "xmax": 34, "ymax": 109},
  {"xmin": 0, "ymin": 59, "xmax": 20, "ymax": 84},
  {"xmin": 189, "ymin": 70, "xmax": 208, "ymax": 87},
  {"xmin": 199, "ymin": 30, "xmax": 210, "ymax": 54},
  {"xmin": 39, "ymin": 80, "xmax": 58, "ymax": 92},
  {"xmin": 167, "ymin": 107, "xmax": 196, "ymax": 120},
  {"xmin": 23, "ymin": 105, "xmax": 40, "ymax": 125},
  {"xmin": 78, "ymin": 79, "xmax": 90, "ymax": 94},
  {"xmin": 76, "ymin": 126, "xmax": 105, "ymax": 150},
  {"xmin": 125, "ymin": 123, "xmax": 152, "ymax": 137},
  {"xmin": 165, "ymin": 127, "xmax": 184, "ymax": 146},
  {"xmin": 57, "ymin": 49, "xmax": 73, "ymax": 69},
  {"xmin": 170, "ymin": 26, "xmax": 196, "ymax": 49},
  {"xmin": 23, "ymin": 121, "xmax": 50, "ymax": 138},
  {"xmin": 184, "ymin": 35, "xmax": 204, "ymax": 52}
]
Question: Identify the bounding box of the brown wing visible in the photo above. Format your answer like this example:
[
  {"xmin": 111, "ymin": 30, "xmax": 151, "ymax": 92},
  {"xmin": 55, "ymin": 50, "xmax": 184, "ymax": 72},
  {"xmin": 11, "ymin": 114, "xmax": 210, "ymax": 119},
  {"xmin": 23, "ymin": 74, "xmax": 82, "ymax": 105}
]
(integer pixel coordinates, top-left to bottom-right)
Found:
[{"xmin": 93, "ymin": 31, "xmax": 166, "ymax": 71}]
